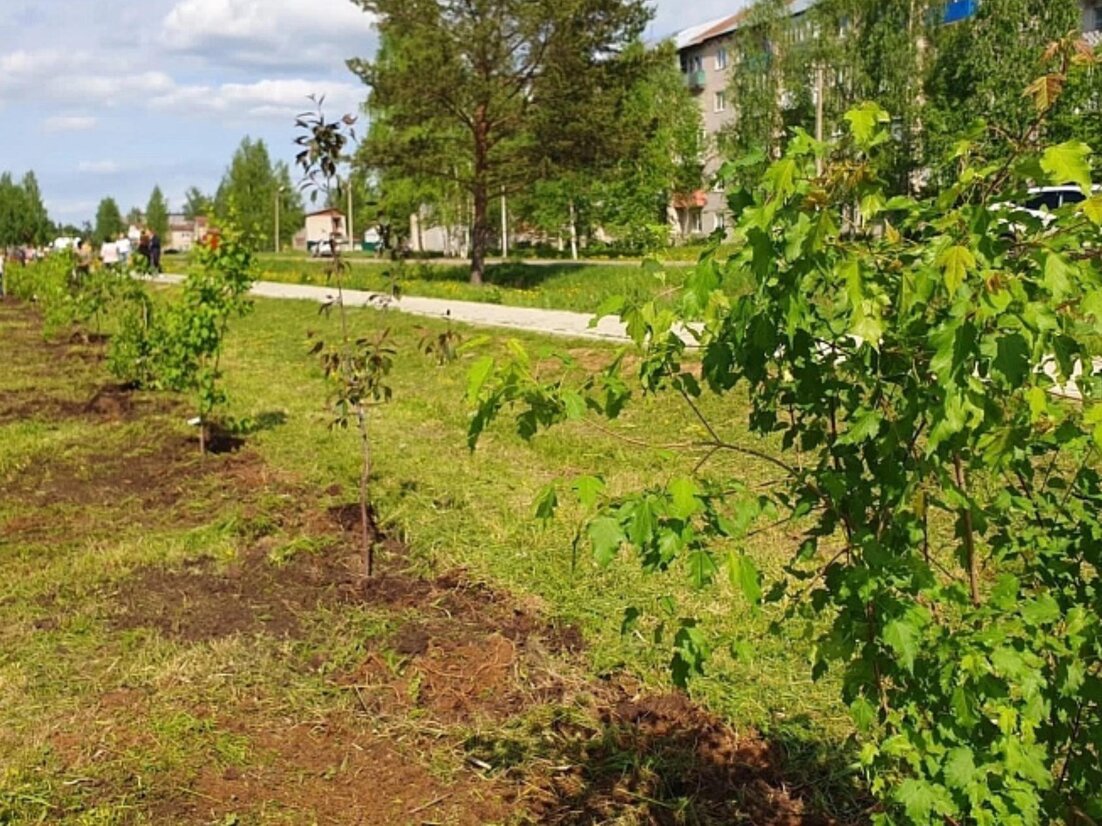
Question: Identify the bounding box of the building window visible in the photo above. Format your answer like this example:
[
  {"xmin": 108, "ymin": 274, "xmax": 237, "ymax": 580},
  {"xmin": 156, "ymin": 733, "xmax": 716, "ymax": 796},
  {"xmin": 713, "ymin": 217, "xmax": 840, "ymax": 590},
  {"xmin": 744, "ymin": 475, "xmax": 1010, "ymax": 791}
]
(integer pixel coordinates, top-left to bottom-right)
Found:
[
  {"xmin": 715, "ymin": 213, "xmax": 727, "ymax": 232},
  {"xmin": 691, "ymin": 210, "xmax": 703, "ymax": 234},
  {"xmin": 714, "ymin": 91, "xmax": 727, "ymax": 112},
  {"xmin": 713, "ymin": 176, "xmax": 726, "ymax": 193},
  {"xmin": 1090, "ymin": 2, "xmax": 1102, "ymax": 31},
  {"xmin": 716, "ymin": 48, "xmax": 728, "ymax": 70}
]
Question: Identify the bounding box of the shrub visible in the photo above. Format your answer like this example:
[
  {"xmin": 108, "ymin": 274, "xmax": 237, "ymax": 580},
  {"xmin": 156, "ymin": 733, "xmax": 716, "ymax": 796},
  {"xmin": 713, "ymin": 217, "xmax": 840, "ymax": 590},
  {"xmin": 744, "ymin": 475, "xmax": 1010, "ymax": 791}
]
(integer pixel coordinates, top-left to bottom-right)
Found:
[{"xmin": 469, "ymin": 41, "xmax": 1102, "ymax": 825}]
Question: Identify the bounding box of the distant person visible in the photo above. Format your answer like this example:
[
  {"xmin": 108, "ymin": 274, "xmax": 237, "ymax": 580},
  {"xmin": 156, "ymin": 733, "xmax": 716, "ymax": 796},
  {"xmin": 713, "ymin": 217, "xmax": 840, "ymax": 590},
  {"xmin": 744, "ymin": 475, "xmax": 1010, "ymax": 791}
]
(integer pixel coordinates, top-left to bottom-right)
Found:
[
  {"xmin": 137, "ymin": 230, "xmax": 150, "ymax": 270},
  {"xmin": 75, "ymin": 240, "xmax": 93, "ymax": 282},
  {"xmin": 116, "ymin": 233, "xmax": 131, "ymax": 266},
  {"xmin": 149, "ymin": 231, "xmax": 162, "ymax": 273},
  {"xmin": 100, "ymin": 238, "xmax": 119, "ymax": 269}
]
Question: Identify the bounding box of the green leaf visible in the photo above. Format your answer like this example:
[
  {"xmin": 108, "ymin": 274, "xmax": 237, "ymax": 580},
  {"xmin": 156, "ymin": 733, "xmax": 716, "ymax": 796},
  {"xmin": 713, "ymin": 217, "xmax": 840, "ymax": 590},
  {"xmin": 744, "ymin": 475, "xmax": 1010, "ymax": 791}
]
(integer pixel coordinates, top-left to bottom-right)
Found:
[
  {"xmin": 466, "ymin": 356, "xmax": 495, "ymax": 404},
  {"xmin": 561, "ymin": 390, "xmax": 586, "ymax": 421},
  {"xmin": 620, "ymin": 606, "xmax": 641, "ymax": 636},
  {"xmin": 1041, "ymin": 140, "xmax": 1093, "ymax": 193},
  {"xmin": 1044, "ymin": 253, "xmax": 1073, "ymax": 301},
  {"xmin": 764, "ymin": 158, "xmax": 799, "ymax": 200},
  {"xmin": 993, "ymin": 333, "xmax": 1030, "ymax": 387},
  {"xmin": 668, "ymin": 477, "xmax": 701, "ymax": 520},
  {"xmin": 671, "ymin": 621, "xmax": 710, "ymax": 688},
  {"xmin": 730, "ymin": 639, "xmax": 755, "ymax": 663},
  {"xmin": 687, "ymin": 549, "xmax": 718, "ymax": 589},
  {"xmin": 895, "ymin": 779, "xmax": 953, "ymax": 824},
  {"xmin": 882, "ymin": 616, "xmax": 921, "ymax": 673},
  {"xmin": 572, "ymin": 475, "xmax": 605, "ymax": 509},
  {"xmin": 850, "ymin": 695, "xmax": 877, "ymax": 733},
  {"xmin": 943, "ymin": 747, "xmax": 977, "ymax": 790},
  {"xmin": 1081, "ymin": 195, "xmax": 1102, "ymax": 226},
  {"xmin": 937, "ymin": 245, "xmax": 976, "ymax": 296},
  {"xmin": 533, "ymin": 484, "xmax": 558, "ymax": 522},
  {"xmin": 728, "ymin": 551, "xmax": 763, "ymax": 605},
  {"xmin": 1021, "ymin": 594, "xmax": 1061, "ymax": 625},
  {"xmin": 844, "ymin": 102, "xmax": 890, "ymax": 148},
  {"xmin": 588, "ymin": 517, "xmax": 625, "ymax": 567},
  {"xmin": 591, "ymin": 294, "xmax": 625, "ymax": 326}
]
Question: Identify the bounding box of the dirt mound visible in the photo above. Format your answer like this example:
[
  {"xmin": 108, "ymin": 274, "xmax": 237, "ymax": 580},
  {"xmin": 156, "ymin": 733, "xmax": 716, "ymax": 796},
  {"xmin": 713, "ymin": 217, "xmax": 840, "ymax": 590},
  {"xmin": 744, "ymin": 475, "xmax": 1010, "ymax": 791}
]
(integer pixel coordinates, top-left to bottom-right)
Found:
[{"xmin": 526, "ymin": 687, "xmax": 842, "ymax": 825}]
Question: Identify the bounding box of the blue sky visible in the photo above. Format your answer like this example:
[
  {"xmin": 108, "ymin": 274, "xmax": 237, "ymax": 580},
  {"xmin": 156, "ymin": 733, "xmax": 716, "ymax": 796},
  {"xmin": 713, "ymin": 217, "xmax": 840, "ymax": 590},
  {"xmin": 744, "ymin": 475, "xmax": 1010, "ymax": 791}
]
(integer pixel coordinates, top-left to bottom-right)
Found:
[{"xmin": 0, "ymin": 0, "xmax": 737, "ymax": 227}]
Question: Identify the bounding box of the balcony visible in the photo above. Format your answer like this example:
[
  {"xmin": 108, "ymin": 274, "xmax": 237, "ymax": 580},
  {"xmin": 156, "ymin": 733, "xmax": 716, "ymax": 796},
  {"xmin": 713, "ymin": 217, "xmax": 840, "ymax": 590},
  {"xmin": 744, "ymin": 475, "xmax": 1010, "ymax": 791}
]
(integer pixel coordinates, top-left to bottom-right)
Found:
[{"xmin": 683, "ymin": 70, "xmax": 706, "ymax": 92}]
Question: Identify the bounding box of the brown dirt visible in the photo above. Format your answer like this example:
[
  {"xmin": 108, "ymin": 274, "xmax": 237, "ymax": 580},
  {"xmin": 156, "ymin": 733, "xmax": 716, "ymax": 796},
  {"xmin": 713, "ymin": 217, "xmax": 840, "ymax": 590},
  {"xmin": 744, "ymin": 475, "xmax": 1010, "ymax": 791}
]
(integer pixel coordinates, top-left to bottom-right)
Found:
[
  {"xmin": 530, "ymin": 689, "xmax": 838, "ymax": 826},
  {"xmin": 2, "ymin": 298, "xmax": 861, "ymax": 826},
  {"xmin": 185, "ymin": 715, "xmax": 516, "ymax": 826}
]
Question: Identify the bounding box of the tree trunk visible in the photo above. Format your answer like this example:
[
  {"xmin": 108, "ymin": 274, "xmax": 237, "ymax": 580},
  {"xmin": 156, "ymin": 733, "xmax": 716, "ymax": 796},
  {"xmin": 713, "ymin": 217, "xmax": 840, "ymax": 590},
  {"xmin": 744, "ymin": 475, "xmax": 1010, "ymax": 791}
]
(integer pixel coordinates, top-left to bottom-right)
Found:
[
  {"xmin": 569, "ymin": 199, "xmax": 579, "ymax": 261},
  {"xmin": 470, "ymin": 108, "xmax": 490, "ymax": 286},
  {"xmin": 470, "ymin": 182, "xmax": 488, "ymax": 286}
]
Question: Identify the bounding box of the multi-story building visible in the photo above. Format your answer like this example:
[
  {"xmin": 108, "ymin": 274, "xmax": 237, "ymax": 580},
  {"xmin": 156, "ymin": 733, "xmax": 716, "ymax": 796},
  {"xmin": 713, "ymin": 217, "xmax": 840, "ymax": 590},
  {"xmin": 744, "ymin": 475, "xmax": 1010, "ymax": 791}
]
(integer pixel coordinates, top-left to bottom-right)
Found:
[
  {"xmin": 672, "ymin": 0, "xmax": 1101, "ymax": 239},
  {"xmin": 672, "ymin": 1, "xmax": 814, "ymax": 239}
]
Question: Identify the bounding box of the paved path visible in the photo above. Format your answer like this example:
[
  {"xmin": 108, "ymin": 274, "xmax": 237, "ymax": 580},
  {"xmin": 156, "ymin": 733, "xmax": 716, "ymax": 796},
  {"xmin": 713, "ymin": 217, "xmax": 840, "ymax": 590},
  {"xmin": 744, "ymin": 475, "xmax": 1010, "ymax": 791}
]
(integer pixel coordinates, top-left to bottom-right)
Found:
[
  {"xmin": 149, "ymin": 274, "xmax": 637, "ymax": 343},
  {"xmin": 149, "ymin": 275, "xmax": 1093, "ymax": 400}
]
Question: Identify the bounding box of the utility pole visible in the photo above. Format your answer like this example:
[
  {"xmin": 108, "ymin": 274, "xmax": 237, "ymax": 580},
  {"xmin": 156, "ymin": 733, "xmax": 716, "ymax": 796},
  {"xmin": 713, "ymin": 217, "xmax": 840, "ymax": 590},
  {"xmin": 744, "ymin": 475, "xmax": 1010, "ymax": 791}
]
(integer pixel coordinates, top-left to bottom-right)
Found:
[
  {"xmin": 274, "ymin": 185, "xmax": 284, "ymax": 253},
  {"xmin": 500, "ymin": 190, "xmax": 508, "ymax": 258},
  {"xmin": 347, "ymin": 180, "xmax": 355, "ymax": 254}
]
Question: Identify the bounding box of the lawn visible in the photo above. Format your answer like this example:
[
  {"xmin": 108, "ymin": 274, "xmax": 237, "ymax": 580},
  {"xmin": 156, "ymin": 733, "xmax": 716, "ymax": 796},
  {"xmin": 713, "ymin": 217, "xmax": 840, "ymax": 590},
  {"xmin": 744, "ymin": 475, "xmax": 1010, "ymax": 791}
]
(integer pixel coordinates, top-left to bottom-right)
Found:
[{"xmin": 0, "ymin": 292, "xmax": 862, "ymax": 824}]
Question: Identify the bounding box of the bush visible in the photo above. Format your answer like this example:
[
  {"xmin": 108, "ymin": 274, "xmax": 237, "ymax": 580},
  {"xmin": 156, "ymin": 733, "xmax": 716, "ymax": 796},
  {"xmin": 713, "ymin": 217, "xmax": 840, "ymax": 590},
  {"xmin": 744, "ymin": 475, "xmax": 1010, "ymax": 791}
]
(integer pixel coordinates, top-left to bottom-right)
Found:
[{"xmin": 469, "ymin": 42, "xmax": 1102, "ymax": 825}]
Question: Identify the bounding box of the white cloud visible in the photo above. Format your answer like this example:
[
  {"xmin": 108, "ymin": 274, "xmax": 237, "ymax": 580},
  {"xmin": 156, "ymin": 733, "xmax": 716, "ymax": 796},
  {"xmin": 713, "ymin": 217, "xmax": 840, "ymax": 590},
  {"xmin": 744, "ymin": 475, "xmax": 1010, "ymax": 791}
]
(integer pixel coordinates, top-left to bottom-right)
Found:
[
  {"xmin": 43, "ymin": 115, "xmax": 98, "ymax": 132},
  {"xmin": 78, "ymin": 160, "xmax": 121, "ymax": 174},
  {"xmin": 150, "ymin": 77, "xmax": 363, "ymax": 121},
  {"xmin": 161, "ymin": 0, "xmax": 376, "ymax": 69}
]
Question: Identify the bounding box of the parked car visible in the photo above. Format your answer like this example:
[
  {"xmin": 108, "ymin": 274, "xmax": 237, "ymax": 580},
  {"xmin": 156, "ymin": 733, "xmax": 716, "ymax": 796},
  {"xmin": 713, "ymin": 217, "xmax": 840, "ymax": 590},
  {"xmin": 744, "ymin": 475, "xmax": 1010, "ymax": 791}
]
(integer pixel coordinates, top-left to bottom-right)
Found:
[{"xmin": 310, "ymin": 238, "xmax": 348, "ymax": 258}]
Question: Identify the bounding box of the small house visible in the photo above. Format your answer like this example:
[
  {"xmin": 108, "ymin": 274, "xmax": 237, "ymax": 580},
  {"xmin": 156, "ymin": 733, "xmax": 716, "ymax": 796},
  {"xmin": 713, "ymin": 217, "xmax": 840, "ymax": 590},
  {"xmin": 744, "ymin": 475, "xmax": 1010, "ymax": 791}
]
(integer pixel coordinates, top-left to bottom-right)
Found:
[{"xmin": 304, "ymin": 209, "xmax": 347, "ymax": 251}]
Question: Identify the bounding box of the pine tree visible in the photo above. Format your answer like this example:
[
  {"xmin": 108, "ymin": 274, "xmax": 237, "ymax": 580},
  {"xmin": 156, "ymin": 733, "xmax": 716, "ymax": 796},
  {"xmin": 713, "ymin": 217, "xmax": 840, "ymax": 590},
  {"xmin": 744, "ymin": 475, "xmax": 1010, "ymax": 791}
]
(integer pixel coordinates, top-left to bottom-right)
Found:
[
  {"xmin": 20, "ymin": 171, "xmax": 52, "ymax": 245},
  {"xmin": 146, "ymin": 185, "xmax": 170, "ymax": 239},
  {"xmin": 94, "ymin": 197, "xmax": 124, "ymax": 244},
  {"xmin": 351, "ymin": 0, "xmax": 652, "ymax": 284}
]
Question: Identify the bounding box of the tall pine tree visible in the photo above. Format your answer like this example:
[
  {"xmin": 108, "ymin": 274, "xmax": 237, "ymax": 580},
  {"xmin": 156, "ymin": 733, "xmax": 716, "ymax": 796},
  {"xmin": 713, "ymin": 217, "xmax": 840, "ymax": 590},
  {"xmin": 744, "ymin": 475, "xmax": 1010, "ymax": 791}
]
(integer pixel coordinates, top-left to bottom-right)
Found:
[{"xmin": 350, "ymin": 0, "xmax": 652, "ymax": 284}]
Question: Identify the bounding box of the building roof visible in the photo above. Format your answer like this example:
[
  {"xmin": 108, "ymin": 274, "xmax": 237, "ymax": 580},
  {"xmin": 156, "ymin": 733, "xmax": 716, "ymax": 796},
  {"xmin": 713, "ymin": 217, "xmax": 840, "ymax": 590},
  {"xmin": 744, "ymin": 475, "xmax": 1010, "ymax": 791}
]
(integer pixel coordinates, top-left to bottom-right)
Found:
[
  {"xmin": 306, "ymin": 208, "xmax": 345, "ymax": 218},
  {"xmin": 673, "ymin": 0, "xmax": 815, "ymax": 51}
]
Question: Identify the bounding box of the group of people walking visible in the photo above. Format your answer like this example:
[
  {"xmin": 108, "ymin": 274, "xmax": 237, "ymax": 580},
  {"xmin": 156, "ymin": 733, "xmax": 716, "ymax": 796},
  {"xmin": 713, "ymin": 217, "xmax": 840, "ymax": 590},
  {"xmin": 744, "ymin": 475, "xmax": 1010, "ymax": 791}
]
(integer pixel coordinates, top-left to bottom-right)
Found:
[{"xmin": 99, "ymin": 229, "xmax": 162, "ymax": 272}]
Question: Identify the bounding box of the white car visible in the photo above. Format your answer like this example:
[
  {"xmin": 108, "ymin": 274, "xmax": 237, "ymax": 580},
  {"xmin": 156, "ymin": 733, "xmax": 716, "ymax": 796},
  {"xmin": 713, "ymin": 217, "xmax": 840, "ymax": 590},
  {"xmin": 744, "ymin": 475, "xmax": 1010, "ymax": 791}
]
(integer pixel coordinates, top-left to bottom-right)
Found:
[
  {"xmin": 311, "ymin": 238, "xmax": 348, "ymax": 258},
  {"xmin": 994, "ymin": 185, "xmax": 1099, "ymax": 229}
]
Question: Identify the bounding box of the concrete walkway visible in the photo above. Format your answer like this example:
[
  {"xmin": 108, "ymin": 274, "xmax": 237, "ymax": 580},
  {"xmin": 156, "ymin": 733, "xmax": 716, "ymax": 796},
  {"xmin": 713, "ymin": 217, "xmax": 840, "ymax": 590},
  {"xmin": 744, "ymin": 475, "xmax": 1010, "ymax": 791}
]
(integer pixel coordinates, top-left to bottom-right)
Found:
[{"xmin": 149, "ymin": 274, "xmax": 636, "ymax": 343}]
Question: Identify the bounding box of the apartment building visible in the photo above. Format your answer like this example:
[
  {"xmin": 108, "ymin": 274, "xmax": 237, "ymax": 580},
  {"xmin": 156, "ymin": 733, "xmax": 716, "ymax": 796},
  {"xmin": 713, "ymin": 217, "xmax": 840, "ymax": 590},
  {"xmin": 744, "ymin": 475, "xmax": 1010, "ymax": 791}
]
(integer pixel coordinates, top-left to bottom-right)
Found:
[
  {"xmin": 672, "ymin": 0, "xmax": 1101, "ymax": 239},
  {"xmin": 672, "ymin": 1, "xmax": 814, "ymax": 238}
]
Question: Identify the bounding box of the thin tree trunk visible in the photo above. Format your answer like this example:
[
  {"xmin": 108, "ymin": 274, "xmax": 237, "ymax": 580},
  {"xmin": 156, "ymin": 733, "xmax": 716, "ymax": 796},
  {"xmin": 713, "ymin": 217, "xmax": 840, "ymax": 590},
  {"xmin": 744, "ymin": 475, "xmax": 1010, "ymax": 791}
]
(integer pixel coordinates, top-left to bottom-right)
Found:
[
  {"xmin": 954, "ymin": 454, "xmax": 981, "ymax": 606},
  {"xmin": 569, "ymin": 199, "xmax": 579, "ymax": 261},
  {"xmin": 358, "ymin": 406, "xmax": 373, "ymax": 578}
]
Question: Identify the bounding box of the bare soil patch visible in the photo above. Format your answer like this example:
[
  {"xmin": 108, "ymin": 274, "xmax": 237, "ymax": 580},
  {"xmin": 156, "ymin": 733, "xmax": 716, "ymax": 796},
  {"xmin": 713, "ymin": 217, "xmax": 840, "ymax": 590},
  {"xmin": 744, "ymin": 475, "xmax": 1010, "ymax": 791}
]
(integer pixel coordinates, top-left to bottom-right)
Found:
[{"xmin": 183, "ymin": 714, "xmax": 516, "ymax": 826}]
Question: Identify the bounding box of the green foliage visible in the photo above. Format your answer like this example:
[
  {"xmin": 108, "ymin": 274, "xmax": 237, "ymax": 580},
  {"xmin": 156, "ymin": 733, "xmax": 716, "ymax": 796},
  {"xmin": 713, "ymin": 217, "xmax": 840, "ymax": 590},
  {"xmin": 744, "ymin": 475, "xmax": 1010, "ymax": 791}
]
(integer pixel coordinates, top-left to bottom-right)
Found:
[
  {"xmin": 94, "ymin": 197, "xmax": 125, "ymax": 245},
  {"xmin": 148, "ymin": 227, "xmax": 256, "ymax": 451},
  {"xmin": 351, "ymin": 0, "xmax": 653, "ymax": 283},
  {"xmin": 468, "ymin": 66, "xmax": 1102, "ymax": 825},
  {"xmin": 0, "ymin": 170, "xmax": 52, "ymax": 246},
  {"xmin": 145, "ymin": 185, "xmax": 170, "ymax": 239},
  {"xmin": 718, "ymin": 0, "xmax": 1096, "ymax": 195},
  {"xmin": 182, "ymin": 186, "xmax": 212, "ymax": 220},
  {"xmin": 214, "ymin": 137, "xmax": 304, "ymax": 251}
]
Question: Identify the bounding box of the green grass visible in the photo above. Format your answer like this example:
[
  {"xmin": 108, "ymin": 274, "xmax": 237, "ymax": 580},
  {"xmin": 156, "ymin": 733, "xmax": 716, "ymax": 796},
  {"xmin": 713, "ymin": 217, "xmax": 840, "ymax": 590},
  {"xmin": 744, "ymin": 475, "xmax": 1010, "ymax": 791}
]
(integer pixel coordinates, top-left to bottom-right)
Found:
[
  {"xmin": 0, "ymin": 294, "xmax": 859, "ymax": 823},
  {"xmin": 216, "ymin": 298, "xmax": 844, "ymax": 729},
  {"xmin": 167, "ymin": 248, "xmax": 754, "ymax": 315},
  {"xmin": 246, "ymin": 256, "xmax": 692, "ymax": 313}
]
